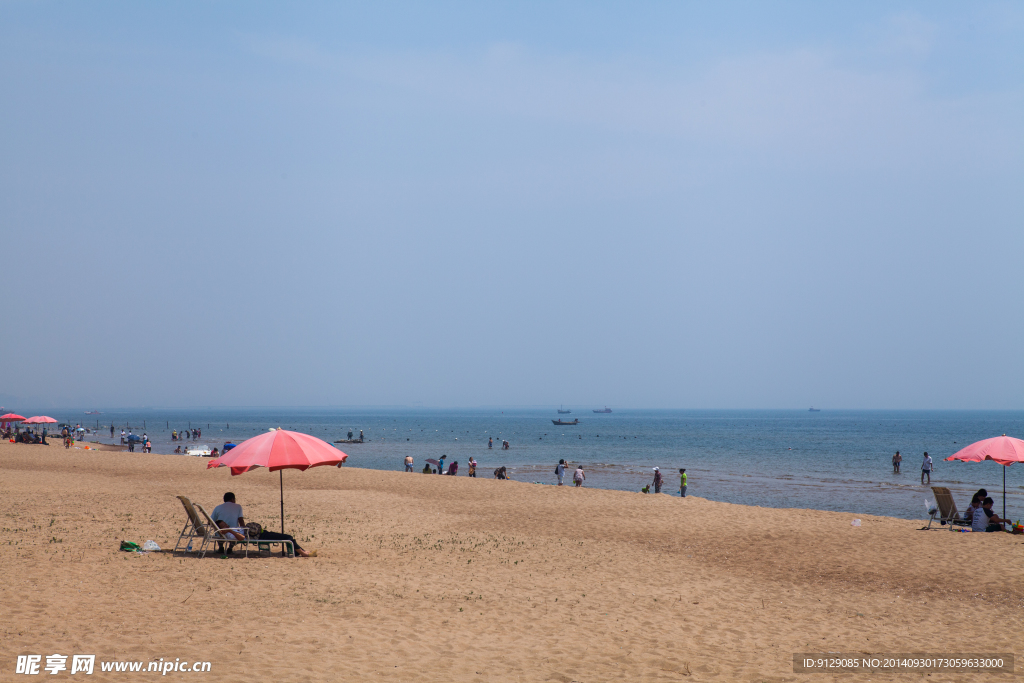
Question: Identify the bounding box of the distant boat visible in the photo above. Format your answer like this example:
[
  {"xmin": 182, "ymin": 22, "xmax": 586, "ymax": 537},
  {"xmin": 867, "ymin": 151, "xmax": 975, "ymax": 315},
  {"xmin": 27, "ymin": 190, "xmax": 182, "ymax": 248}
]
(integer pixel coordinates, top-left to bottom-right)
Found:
[
  {"xmin": 552, "ymin": 419, "xmax": 579, "ymax": 425},
  {"xmin": 593, "ymin": 407, "xmax": 612, "ymax": 413},
  {"xmin": 808, "ymin": 407, "xmax": 821, "ymax": 412},
  {"xmin": 85, "ymin": 411, "xmax": 102, "ymax": 415},
  {"xmin": 557, "ymin": 405, "xmax": 571, "ymax": 414}
]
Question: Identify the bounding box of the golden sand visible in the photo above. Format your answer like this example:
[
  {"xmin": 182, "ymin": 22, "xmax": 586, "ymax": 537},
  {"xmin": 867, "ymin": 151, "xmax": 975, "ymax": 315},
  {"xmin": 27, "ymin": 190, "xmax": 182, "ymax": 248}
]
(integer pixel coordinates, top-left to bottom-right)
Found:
[{"xmin": 1, "ymin": 441, "xmax": 1021, "ymax": 681}]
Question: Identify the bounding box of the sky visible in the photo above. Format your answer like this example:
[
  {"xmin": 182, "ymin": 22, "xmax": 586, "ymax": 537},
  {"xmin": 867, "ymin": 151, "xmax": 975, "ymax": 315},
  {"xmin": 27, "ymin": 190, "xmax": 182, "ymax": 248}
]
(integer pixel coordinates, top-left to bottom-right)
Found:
[{"xmin": 1, "ymin": 1, "xmax": 1022, "ymax": 410}]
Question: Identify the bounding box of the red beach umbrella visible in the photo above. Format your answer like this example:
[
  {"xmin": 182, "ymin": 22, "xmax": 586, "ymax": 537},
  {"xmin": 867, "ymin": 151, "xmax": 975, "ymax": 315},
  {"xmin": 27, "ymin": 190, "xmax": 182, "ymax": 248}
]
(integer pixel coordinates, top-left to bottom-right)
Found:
[
  {"xmin": 1, "ymin": 413, "xmax": 26, "ymax": 430},
  {"xmin": 206, "ymin": 429, "xmax": 348, "ymax": 534},
  {"xmin": 945, "ymin": 435, "xmax": 1024, "ymax": 521}
]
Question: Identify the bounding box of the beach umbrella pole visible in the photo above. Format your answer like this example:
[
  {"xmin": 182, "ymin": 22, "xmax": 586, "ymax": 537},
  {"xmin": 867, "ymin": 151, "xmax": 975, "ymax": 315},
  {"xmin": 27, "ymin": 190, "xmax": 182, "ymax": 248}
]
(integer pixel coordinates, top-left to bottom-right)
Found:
[
  {"xmin": 1004, "ymin": 467, "xmax": 1006, "ymax": 522},
  {"xmin": 278, "ymin": 473, "xmax": 286, "ymax": 557}
]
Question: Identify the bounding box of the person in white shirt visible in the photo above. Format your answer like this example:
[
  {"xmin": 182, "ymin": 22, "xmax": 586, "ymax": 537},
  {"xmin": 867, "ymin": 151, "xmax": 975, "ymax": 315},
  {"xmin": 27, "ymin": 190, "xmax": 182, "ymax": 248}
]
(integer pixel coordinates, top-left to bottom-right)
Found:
[
  {"xmin": 211, "ymin": 492, "xmax": 313, "ymax": 557},
  {"xmin": 973, "ymin": 497, "xmax": 1010, "ymax": 533},
  {"xmin": 555, "ymin": 459, "xmax": 566, "ymax": 486},
  {"xmin": 920, "ymin": 452, "xmax": 933, "ymax": 485},
  {"xmin": 211, "ymin": 493, "xmax": 245, "ymax": 554}
]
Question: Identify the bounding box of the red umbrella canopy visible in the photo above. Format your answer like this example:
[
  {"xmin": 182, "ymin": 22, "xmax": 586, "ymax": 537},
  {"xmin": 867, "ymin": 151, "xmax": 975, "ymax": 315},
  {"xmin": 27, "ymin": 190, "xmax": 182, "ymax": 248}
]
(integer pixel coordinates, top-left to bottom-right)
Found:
[
  {"xmin": 0, "ymin": 413, "xmax": 26, "ymax": 422},
  {"xmin": 945, "ymin": 435, "xmax": 1024, "ymax": 466},
  {"xmin": 207, "ymin": 429, "xmax": 348, "ymax": 476},
  {"xmin": 23, "ymin": 416, "xmax": 57, "ymax": 424},
  {"xmin": 206, "ymin": 429, "xmax": 348, "ymax": 537}
]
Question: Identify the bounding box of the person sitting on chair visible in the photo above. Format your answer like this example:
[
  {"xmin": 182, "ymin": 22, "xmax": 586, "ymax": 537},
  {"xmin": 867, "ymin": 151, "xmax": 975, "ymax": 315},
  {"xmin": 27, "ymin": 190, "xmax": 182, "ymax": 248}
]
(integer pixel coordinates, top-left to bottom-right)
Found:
[{"xmin": 212, "ymin": 492, "xmax": 314, "ymax": 557}]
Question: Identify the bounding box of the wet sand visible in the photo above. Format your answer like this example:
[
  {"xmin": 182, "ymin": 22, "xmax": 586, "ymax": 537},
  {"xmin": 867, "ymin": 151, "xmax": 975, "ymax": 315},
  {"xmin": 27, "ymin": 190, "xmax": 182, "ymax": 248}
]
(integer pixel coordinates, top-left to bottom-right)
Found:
[{"xmin": 1, "ymin": 441, "xmax": 1021, "ymax": 681}]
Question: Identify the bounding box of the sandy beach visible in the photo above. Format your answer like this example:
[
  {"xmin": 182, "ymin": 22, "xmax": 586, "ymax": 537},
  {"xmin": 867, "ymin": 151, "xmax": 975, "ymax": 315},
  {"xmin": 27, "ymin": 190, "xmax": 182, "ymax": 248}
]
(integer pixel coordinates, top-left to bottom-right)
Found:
[{"xmin": 1, "ymin": 440, "xmax": 1021, "ymax": 682}]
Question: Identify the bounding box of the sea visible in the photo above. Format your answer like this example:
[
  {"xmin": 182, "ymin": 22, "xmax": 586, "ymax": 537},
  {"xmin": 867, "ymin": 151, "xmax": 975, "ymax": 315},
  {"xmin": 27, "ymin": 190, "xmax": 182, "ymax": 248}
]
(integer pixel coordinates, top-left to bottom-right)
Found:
[{"xmin": 49, "ymin": 408, "xmax": 1024, "ymax": 522}]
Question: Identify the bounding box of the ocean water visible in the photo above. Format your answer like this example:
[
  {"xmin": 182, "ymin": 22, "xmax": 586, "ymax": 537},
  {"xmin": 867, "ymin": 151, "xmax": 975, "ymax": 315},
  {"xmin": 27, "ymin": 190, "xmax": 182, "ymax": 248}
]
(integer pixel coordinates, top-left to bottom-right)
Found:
[{"xmin": 58, "ymin": 408, "xmax": 1024, "ymax": 522}]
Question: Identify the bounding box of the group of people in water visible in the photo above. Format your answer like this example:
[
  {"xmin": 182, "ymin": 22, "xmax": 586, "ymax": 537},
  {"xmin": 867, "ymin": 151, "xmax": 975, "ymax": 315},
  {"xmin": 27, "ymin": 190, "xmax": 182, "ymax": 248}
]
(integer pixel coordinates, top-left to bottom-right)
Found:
[
  {"xmin": 171, "ymin": 428, "xmax": 201, "ymax": 441},
  {"xmin": 403, "ymin": 452, "xmax": 690, "ymax": 494}
]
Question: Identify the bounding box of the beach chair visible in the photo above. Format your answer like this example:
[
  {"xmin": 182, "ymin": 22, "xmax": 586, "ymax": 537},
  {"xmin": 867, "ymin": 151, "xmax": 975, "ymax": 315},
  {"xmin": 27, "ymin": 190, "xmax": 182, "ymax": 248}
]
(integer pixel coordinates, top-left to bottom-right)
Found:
[
  {"xmin": 174, "ymin": 496, "xmax": 211, "ymax": 555},
  {"xmin": 193, "ymin": 503, "xmax": 294, "ymax": 558},
  {"xmin": 926, "ymin": 487, "xmax": 971, "ymax": 531}
]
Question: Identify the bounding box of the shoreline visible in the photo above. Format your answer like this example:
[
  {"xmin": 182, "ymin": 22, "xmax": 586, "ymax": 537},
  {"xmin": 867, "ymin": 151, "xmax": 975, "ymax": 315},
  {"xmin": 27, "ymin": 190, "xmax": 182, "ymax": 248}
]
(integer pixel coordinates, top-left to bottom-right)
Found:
[{"xmin": 64, "ymin": 438, "xmax": 1022, "ymax": 523}]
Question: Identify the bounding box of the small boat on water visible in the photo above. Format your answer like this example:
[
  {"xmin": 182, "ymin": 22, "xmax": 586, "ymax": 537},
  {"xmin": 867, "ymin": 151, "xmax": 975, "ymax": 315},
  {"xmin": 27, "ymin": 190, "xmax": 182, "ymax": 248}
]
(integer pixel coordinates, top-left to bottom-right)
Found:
[
  {"xmin": 185, "ymin": 444, "xmax": 213, "ymax": 457},
  {"xmin": 85, "ymin": 411, "xmax": 102, "ymax": 415},
  {"xmin": 557, "ymin": 405, "xmax": 571, "ymax": 414},
  {"xmin": 552, "ymin": 419, "xmax": 579, "ymax": 425},
  {"xmin": 808, "ymin": 407, "xmax": 821, "ymax": 412},
  {"xmin": 593, "ymin": 407, "xmax": 612, "ymax": 413}
]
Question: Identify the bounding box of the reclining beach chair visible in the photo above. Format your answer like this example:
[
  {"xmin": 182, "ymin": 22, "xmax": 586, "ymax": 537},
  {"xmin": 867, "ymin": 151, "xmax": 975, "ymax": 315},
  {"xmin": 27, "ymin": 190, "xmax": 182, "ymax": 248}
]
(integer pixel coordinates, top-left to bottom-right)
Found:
[
  {"xmin": 174, "ymin": 496, "xmax": 211, "ymax": 555},
  {"xmin": 193, "ymin": 503, "xmax": 294, "ymax": 558},
  {"xmin": 926, "ymin": 487, "xmax": 971, "ymax": 531}
]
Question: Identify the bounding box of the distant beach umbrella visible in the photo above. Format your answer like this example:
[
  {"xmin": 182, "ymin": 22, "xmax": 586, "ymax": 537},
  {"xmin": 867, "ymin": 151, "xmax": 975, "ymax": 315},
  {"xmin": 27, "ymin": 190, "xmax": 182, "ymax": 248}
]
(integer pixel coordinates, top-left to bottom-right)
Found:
[
  {"xmin": 23, "ymin": 416, "xmax": 57, "ymax": 424},
  {"xmin": 206, "ymin": 429, "xmax": 348, "ymax": 535},
  {"xmin": 1, "ymin": 413, "xmax": 26, "ymax": 428},
  {"xmin": 945, "ymin": 435, "xmax": 1024, "ymax": 521}
]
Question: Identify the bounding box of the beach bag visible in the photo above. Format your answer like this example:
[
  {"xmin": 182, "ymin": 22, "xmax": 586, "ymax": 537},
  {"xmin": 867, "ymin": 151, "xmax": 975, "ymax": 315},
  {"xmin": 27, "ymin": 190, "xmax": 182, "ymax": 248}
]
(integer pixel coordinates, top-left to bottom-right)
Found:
[
  {"xmin": 247, "ymin": 523, "xmax": 271, "ymax": 551},
  {"xmin": 119, "ymin": 541, "xmax": 141, "ymax": 552}
]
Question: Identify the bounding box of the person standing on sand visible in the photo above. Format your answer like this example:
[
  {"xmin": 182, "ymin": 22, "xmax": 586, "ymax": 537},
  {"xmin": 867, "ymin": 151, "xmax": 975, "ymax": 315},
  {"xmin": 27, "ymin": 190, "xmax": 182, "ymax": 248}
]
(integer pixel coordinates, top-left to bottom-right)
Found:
[
  {"xmin": 555, "ymin": 459, "xmax": 566, "ymax": 486},
  {"xmin": 892, "ymin": 451, "xmax": 901, "ymax": 473},
  {"xmin": 652, "ymin": 467, "xmax": 663, "ymax": 494},
  {"xmin": 679, "ymin": 468, "xmax": 687, "ymax": 497},
  {"xmin": 468, "ymin": 457, "xmax": 477, "ymax": 477},
  {"xmin": 921, "ymin": 452, "xmax": 933, "ymax": 485},
  {"xmin": 437, "ymin": 454, "xmax": 447, "ymax": 475},
  {"xmin": 573, "ymin": 466, "xmax": 585, "ymax": 487},
  {"xmin": 404, "ymin": 455, "xmax": 414, "ymax": 472}
]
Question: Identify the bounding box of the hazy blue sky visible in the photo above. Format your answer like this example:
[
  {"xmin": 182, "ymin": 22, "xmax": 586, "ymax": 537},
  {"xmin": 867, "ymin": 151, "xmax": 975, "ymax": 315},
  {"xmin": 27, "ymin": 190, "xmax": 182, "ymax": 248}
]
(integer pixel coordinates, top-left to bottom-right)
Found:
[{"xmin": 1, "ymin": 2, "xmax": 1021, "ymax": 409}]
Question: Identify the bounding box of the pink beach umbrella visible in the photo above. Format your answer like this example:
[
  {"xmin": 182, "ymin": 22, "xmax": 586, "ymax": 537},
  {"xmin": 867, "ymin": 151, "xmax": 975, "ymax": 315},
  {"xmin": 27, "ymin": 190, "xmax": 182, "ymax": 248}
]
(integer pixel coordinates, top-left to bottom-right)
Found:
[
  {"xmin": 206, "ymin": 429, "xmax": 348, "ymax": 534},
  {"xmin": 23, "ymin": 416, "xmax": 57, "ymax": 424},
  {"xmin": 945, "ymin": 435, "xmax": 1024, "ymax": 521},
  {"xmin": 1, "ymin": 413, "xmax": 26, "ymax": 430}
]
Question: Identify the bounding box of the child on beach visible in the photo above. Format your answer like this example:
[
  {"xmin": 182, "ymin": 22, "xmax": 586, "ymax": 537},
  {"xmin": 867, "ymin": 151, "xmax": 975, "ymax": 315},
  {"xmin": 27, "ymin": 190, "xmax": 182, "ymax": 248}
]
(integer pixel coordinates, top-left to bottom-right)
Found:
[
  {"xmin": 679, "ymin": 469, "xmax": 687, "ymax": 497},
  {"xmin": 468, "ymin": 458, "xmax": 477, "ymax": 477},
  {"xmin": 965, "ymin": 489, "xmax": 988, "ymax": 522},
  {"xmin": 573, "ymin": 466, "xmax": 585, "ymax": 487}
]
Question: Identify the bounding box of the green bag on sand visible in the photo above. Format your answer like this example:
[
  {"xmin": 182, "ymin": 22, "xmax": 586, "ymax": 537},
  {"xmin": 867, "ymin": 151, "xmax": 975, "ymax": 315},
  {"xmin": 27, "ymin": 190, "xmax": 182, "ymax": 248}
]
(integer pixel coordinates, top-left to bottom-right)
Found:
[{"xmin": 119, "ymin": 540, "xmax": 141, "ymax": 552}]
